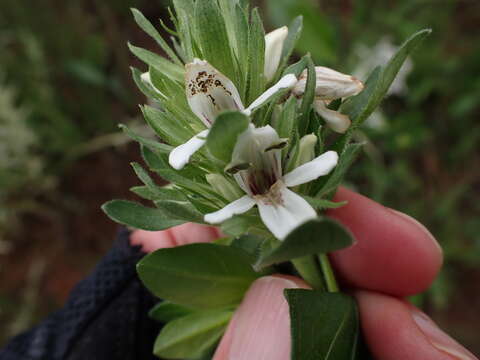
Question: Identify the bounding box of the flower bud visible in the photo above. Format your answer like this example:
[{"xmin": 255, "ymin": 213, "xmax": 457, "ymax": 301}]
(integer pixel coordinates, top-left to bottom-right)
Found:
[
  {"xmin": 313, "ymin": 100, "xmax": 351, "ymax": 134},
  {"xmin": 293, "ymin": 66, "xmax": 364, "ymax": 100},
  {"xmin": 264, "ymin": 26, "xmax": 288, "ymax": 83},
  {"xmin": 296, "ymin": 134, "xmax": 318, "ymax": 167},
  {"xmin": 206, "ymin": 174, "xmax": 244, "ymax": 202}
]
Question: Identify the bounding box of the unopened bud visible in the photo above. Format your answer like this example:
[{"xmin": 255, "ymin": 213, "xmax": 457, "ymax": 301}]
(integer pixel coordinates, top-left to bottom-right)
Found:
[
  {"xmin": 264, "ymin": 26, "xmax": 288, "ymax": 83},
  {"xmin": 293, "ymin": 66, "xmax": 364, "ymax": 100},
  {"xmin": 296, "ymin": 134, "xmax": 318, "ymax": 167}
]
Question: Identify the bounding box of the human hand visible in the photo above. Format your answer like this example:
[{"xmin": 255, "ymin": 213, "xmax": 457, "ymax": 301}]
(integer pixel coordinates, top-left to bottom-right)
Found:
[{"xmin": 131, "ymin": 187, "xmax": 477, "ymax": 360}]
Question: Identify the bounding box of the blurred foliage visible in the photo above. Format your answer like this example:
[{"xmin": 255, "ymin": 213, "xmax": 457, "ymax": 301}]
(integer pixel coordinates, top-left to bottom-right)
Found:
[
  {"xmin": 0, "ymin": 0, "xmax": 167, "ymax": 241},
  {"xmin": 0, "ymin": 0, "xmax": 479, "ymax": 352}
]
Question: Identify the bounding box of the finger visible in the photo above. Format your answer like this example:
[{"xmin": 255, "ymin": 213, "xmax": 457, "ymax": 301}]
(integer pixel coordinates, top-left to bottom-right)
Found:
[
  {"xmin": 130, "ymin": 223, "xmax": 220, "ymax": 253},
  {"xmin": 326, "ymin": 187, "xmax": 443, "ymax": 296},
  {"xmin": 213, "ymin": 275, "xmax": 309, "ymax": 360},
  {"xmin": 356, "ymin": 290, "xmax": 477, "ymax": 360}
]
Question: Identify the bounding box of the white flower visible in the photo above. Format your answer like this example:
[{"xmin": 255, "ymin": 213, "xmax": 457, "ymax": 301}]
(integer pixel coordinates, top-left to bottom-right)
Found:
[
  {"xmin": 204, "ymin": 125, "xmax": 338, "ymax": 240},
  {"xmin": 293, "ymin": 66, "xmax": 364, "ymax": 133},
  {"xmin": 264, "ymin": 26, "xmax": 288, "ymax": 83},
  {"xmin": 169, "ymin": 59, "xmax": 297, "ymax": 170}
]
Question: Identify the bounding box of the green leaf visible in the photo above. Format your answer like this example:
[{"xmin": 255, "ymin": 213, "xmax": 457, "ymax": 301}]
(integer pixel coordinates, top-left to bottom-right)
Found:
[
  {"xmin": 131, "ymin": 162, "xmax": 158, "ymax": 188},
  {"xmin": 102, "ymin": 200, "xmax": 184, "ymax": 231},
  {"xmin": 221, "ymin": 213, "xmax": 267, "ymax": 238},
  {"xmin": 206, "ymin": 111, "xmax": 250, "ymax": 164},
  {"xmin": 285, "ymin": 290, "xmax": 360, "ymax": 360},
  {"xmin": 232, "ymin": 4, "xmax": 250, "ymax": 97},
  {"xmin": 155, "ymin": 200, "xmax": 204, "ymax": 223},
  {"xmin": 255, "ymin": 218, "xmax": 355, "ymax": 269},
  {"xmin": 141, "ymin": 105, "xmax": 194, "ymax": 146},
  {"xmin": 303, "ymin": 196, "xmax": 348, "ymax": 210},
  {"xmin": 275, "ymin": 96, "xmax": 297, "ymax": 140},
  {"xmin": 131, "ymin": 66, "xmax": 164, "ymax": 100},
  {"xmin": 131, "ymin": 184, "xmax": 189, "ymax": 202},
  {"xmin": 154, "ymin": 309, "xmax": 233, "ymax": 359},
  {"xmin": 149, "ymin": 301, "xmax": 194, "ymax": 323},
  {"xmin": 172, "ymin": 0, "xmax": 195, "ymax": 57},
  {"xmin": 282, "ymin": 55, "xmax": 308, "ymax": 78},
  {"xmin": 246, "ymin": 8, "xmax": 266, "ymax": 105},
  {"xmin": 314, "ymin": 143, "xmax": 363, "ymax": 197},
  {"xmin": 130, "ymin": 186, "xmax": 162, "ymax": 201},
  {"xmin": 131, "ymin": 8, "xmax": 183, "ymax": 66},
  {"xmin": 194, "ymin": 0, "xmax": 237, "ymax": 82},
  {"xmin": 120, "ymin": 124, "xmax": 172, "ymax": 154},
  {"xmin": 275, "ymin": 16, "xmax": 303, "ymax": 81},
  {"xmin": 128, "ymin": 43, "xmax": 184, "ymax": 83},
  {"xmin": 137, "ymin": 243, "xmax": 259, "ymax": 309},
  {"xmin": 141, "ymin": 146, "xmax": 218, "ymax": 200},
  {"xmin": 230, "ymin": 234, "xmax": 265, "ymax": 257},
  {"xmin": 298, "ymin": 55, "xmax": 316, "ymax": 137}
]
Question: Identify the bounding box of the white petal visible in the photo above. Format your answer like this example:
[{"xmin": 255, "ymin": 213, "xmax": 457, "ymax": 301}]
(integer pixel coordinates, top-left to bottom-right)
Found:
[
  {"xmin": 257, "ymin": 186, "xmax": 317, "ymax": 240},
  {"xmin": 244, "ymin": 74, "xmax": 297, "ymax": 116},
  {"xmin": 168, "ymin": 130, "xmax": 209, "ymax": 170},
  {"xmin": 229, "ymin": 125, "xmax": 283, "ymax": 177},
  {"xmin": 204, "ymin": 195, "xmax": 256, "ymax": 224},
  {"xmin": 264, "ymin": 26, "xmax": 288, "ymax": 83},
  {"xmin": 293, "ymin": 66, "xmax": 364, "ymax": 100},
  {"xmin": 283, "ymin": 150, "xmax": 338, "ymax": 187},
  {"xmin": 141, "ymin": 71, "xmax": 165, "ymax": 97},
  {"xmin": 313, "ymin": 100, "xmax": 352, "ymax": 133},
  {"xmin": 185, "ymin": 59, "xmax": 244, "ymax": 127}
]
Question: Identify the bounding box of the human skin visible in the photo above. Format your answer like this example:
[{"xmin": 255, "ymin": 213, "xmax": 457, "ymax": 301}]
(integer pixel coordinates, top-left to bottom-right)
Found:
[{"xmin": 130, "ymin": 187, "xmax": 477, "ymax": 360}]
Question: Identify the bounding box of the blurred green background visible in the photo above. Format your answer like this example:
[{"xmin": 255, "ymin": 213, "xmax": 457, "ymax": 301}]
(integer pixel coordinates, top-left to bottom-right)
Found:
[{"xmin": 1, "ymin": 0, "xmax": 479, "ymax": 354}]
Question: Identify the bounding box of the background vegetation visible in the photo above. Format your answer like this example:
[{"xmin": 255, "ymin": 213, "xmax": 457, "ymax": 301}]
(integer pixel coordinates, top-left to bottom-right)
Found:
[{"xmin": 1, "ymin": 0, "xmax": 478, "ymax": 354}]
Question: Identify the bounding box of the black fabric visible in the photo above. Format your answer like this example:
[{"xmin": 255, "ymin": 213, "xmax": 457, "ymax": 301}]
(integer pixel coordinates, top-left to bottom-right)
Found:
[{"xmin": 0, "ymin": 228, "xmax": 162, "ymax": 360}]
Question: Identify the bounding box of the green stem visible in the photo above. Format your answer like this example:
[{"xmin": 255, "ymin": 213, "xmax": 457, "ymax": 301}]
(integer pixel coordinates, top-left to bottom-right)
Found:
[
  {"xmin": 292, "ymin": 256, "xmax": 325, "ymax": 290},
  {"xmin": 318, "ymin": 254, "xmax": 339, "ymax": 292}
]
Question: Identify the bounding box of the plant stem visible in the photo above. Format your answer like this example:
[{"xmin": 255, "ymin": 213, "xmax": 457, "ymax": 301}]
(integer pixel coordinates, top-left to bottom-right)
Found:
[
  {"xmin": 318, "ymin": 254, "xmax": 339, "ymax": 292},
  {"xmin": 292, "ymin": 256, "xmax": 325, "ymax": 290}
]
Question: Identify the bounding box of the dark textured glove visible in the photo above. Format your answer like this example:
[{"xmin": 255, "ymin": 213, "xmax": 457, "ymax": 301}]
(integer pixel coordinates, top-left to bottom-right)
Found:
[{"xmin": 0, "ymin": 228, "xmax": 162, "ymax": 360}]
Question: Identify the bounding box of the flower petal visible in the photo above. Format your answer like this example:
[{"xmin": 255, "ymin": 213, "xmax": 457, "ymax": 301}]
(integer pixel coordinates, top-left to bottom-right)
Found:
[
  {"xmin": 229, "ymin": 125, "xmax": 284, "ymax": 195},
  {"xmin": 229, "ymin": 124, "xmax": 283, "ymax": 167},
  {"xmin": 257, "ymin": 185, "xmax": 317, "ymax": 240},
  {"xmin": 283, "ymin": 150, "xmax": 338, "ymax": 187},
  {"xmin": 244, "ymin": 74, "xmax": 297, "ymax": 116},
  {"xmin": 264, "ymin": 26, "xmax": 289, "ymax": 83},
  {"xmin": 168, "ymin": 129, "xmax": 209, "ymax": 170},
  {"xmin": 293, "ymin": 66, "xmax": 364, "ymax": 100},
  {"xmin": 204, "ymin": 195, "xmax": 256, "ymax": 224},
  {"xmin": 185, "ymin": 59, "xmax": 244, "ymax": 127},
  {"xmin": 313, "ymin": 100, "xmax": 352, "ymax": 133}
]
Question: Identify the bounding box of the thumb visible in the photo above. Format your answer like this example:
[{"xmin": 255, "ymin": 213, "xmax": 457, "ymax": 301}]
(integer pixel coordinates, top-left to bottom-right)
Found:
[{"xmin": 213, "ymin": 275, "xmax": 309, "ymax": 360}]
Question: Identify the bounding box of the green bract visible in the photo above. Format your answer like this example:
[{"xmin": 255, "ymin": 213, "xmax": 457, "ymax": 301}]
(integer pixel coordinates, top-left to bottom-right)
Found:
[{"xmin": 101, "ymin": 1, "xmax": 430, "ymax": 358}]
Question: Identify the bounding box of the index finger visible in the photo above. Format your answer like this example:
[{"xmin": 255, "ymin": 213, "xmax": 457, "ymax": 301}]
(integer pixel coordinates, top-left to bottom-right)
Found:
[{"xmin": 327, "ymin": 187, "xmax": 443, "ymax": 296}]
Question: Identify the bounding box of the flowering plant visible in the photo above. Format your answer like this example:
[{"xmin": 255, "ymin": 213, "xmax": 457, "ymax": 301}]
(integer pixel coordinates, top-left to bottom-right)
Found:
[{"xmin": 102, "ymin": 1, "xmax": 430, "ymax": 358}]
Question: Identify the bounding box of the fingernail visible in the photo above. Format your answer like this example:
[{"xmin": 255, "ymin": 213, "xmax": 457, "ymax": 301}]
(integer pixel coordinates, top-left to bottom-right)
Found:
[
  {"xmin": 389, "ymin": 209, "xmax": 443, "ymax": 256},
  {"xmin": 412, "ymin": 308, "xmax": 478, "ymax": 360}
]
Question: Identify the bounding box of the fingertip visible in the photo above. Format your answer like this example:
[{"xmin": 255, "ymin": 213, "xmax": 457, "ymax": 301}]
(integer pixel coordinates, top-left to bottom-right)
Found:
[
  {"xmin": 356, "ymin": 290, "xmax": 477, "ymax": 360},
  {"xmin": 327, "ymin": 187, "xmax": 443, "ymax": 296},
  {"xmin": 130, "ymin": 223, "xmax": 220, "ymax": 253},
  {"xmin": 169, "ymin": 223, "xmax": 220, "ymax": 246},
  {"xmin": 130, "ymin": 229, "xmax": 177, "ymax": 253}
]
